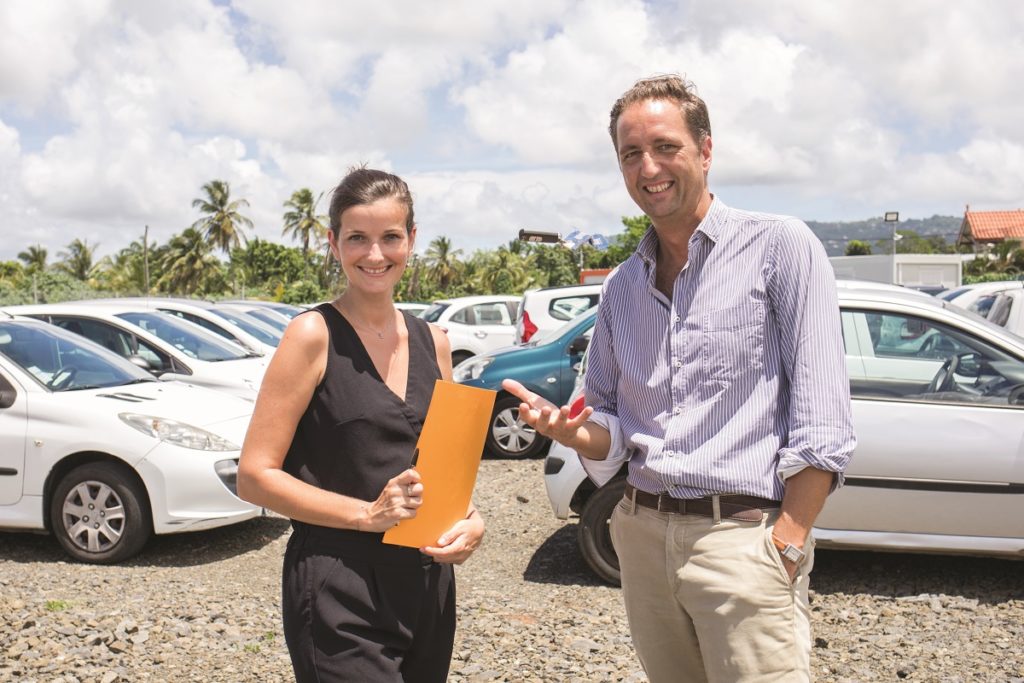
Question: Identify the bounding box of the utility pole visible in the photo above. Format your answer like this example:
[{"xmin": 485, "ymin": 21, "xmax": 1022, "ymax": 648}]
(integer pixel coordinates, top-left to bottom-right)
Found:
[{"xmin": 143, "ymin": 225, "xmax": 150, "ymax": 294}]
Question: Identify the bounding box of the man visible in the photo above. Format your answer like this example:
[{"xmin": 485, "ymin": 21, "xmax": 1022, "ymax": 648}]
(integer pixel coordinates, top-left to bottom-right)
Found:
[{"xmin": 503, "ymin": 75, "xmax": 855, "ymax": 681}]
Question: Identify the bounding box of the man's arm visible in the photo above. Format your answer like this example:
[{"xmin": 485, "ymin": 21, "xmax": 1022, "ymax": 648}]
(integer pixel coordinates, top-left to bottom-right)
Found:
[
  {"xmin": 500, "ymin": 379, "xmax": 611, "ymax": 460},
  {"xmin": 767, "ymin": 218, "xmax": 857, "ymax": 576}
]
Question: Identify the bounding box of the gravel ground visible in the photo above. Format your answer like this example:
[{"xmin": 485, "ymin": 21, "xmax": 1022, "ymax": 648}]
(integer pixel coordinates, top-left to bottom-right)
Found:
[{"xmin": 1, "ymin": 458, "xmax": 1022, "ymax": 682}]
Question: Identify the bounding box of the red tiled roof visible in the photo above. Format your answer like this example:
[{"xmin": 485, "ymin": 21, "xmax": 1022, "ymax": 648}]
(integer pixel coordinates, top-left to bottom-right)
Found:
[{"xmin": 964, "ymin": 210, "xmax": 1024, "ymax": 241}]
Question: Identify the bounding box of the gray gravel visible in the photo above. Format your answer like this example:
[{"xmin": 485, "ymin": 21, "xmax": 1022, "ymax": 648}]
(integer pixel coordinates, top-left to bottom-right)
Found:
[{"xmin": 1, "ymin": 458, "xmax": 1022, "ymax": 682}]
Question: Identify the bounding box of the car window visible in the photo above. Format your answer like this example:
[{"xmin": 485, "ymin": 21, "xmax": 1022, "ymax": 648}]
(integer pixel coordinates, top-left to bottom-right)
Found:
[
  {"xmin": 844, "ymin": 309, "xmax": 1024, "ymax": 408},
  {"xmin": 470, "ymin": 303, "xmax": 511, "ymax": 326},
  {"xmin": 988, "ymin": 295, "xmax": 1012, "ymax": 327},
  {"xmin": 243, "ymin": 308, "xmax": 289, "ymax": 332},
  {"xmin": 161, "ymin": 310, "xmax": 232, "ymax": 340},
  {"xmin": 450, "ymin": 307, "xmax": 469, "ymax": 324},
  {"xmin": 209, "ymin": 309, "xmax": 281, "ymax": 346},
  {"xmin": 51, "ymin": 316, "xmax": 172, "ymax": 372},
  {"xmin": 115, "ymin": 312, "xmax": 251, "ymax": 362},
  {"xmin": 420, "ymin": 303, "xmax": 449, "ymax": 323},
  {"xmin": 0, "ymin": 321, "xmax": 155, "ymax": 391},
  {"xmin": 533, "ymin": 308, "xmax": 598, "ymax": 347},
  {"xmin": 968, "ymin": 295, "xmax": 996, "ymax": 317},
  {"xmin": 549, "ymin": 295, "xmax": 599, "ymax": 322}
]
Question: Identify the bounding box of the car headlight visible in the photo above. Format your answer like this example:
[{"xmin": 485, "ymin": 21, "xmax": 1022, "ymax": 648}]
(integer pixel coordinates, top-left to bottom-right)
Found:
[
  {"xmin": 119, "ymin": 413, "xmax": 240, "ymax": 451},
  {"xmin": 453, "ymin": 356, "xmax": 494, "ymax": 382}
]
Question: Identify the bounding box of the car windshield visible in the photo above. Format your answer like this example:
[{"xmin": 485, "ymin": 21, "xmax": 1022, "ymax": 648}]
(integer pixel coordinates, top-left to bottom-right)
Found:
[
  {"xmin": 420, "ymin": 302, "xmax": 450, "ymax": 323},
  {"xmin": 241, "ymin": 308, "xmax": 290, "ymax": 332},
  {"xmin": 115, "ymin": 312, "xmax": 252, "ymax": 361},
  {"xmin": 0, "ymin": 320, "xmax": 156, "ymax": 391},
  {"xmin": 530, "ymin": 307, "xmax": 598, "ymax": 346},
  {"xmin": 209, "ymin": 309, "xmax": 282, "ymax": 346}
]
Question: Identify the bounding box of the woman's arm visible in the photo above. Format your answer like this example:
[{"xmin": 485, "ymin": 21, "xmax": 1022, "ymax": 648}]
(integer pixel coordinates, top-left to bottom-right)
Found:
[
  {"xmin": 237, "ymin": 312, "xmax": 421, "ymax": 531},
  {"xmin": 429, "ymin": 323, "xmax": 454, "ymax": 381}
]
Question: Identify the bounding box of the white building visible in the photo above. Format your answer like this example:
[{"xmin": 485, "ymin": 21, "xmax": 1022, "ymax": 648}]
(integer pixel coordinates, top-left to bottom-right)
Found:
[{"xmin": 828, "ymin": 254, "xmax": 963, "ymax": 289}]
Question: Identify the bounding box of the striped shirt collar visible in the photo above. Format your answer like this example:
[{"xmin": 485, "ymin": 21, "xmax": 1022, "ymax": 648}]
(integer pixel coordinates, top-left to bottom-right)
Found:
[{"xmin": 635, "ymin": 194, "xmax": 728, "ymax": 268}]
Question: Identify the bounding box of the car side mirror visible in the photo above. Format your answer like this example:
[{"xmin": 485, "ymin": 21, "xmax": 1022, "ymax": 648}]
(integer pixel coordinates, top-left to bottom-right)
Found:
[
  {"xmin": 568, "ymin": 335, "xmax": 590, "ymax": 356},
  {"xmin": 0, "ymin": 374, "xmax": 16, "ymax": 409},
  {"xmin": 956, "ymin": 352, "xmax": 981, "ymax": 378},
  {"xmin": 128, "ymin": 355, "xmax": 153, "ymax": 371}
]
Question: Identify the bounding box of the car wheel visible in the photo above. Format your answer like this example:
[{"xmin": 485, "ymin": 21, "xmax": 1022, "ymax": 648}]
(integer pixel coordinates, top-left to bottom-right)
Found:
[
  {"xmin": 451, "ymin": 350, "xmax": 474, "ymax": 367},
  {"xmin": 49, "ymin": 462, "xmax": 152, "ymax": 564},
  {"xmin": 485, "ymin": 395, "xmax": 549, "ymax": 459},
  {"xmin": 578, "ymin": 477, "xmax": 624, "ymax": 586}
]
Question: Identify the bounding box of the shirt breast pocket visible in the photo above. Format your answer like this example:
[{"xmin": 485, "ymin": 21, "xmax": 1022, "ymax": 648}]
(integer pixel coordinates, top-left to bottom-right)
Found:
[{"xmin": 701, "ymin": 303, "xmax": 766, "ymax": 383}]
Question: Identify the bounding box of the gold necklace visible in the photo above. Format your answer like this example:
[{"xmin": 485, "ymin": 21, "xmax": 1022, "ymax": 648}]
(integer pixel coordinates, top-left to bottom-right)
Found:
[{"xmin": 337, "ymin": 303, "xmax": 395, "ymax": 340}]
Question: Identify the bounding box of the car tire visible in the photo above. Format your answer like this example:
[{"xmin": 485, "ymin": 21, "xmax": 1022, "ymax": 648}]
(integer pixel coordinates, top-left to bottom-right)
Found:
[
  {"xmin": 49, "ymin": 462, "xmax": 152, "ymax": 564},
  {"xmin": 578, "ymin": 476, "xmax": 624, "ymax": 586},
  {"xmin": 485, "ymin": 395, "xmax": 549, "ymax": 459},
  {"xmin": 451, "ymin": 350, "xmax": 474, "ymax": 367}
]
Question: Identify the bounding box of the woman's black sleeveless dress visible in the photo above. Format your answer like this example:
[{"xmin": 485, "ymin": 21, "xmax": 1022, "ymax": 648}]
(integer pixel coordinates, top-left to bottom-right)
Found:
[{"xmin": 281, "ymin": 303, "xmax": 455, "ymax": 683}]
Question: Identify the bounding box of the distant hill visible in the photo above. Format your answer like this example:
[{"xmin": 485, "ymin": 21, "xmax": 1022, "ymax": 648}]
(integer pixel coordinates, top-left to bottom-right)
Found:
[{"xmin": 807, "ymin": 215, "xmax": 962, "ymax": 256}]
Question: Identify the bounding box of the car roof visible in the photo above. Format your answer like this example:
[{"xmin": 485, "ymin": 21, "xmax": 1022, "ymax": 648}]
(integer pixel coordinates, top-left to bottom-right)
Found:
[
  {"xmin": 81, "ymin": 296, "xmax": 217, "ymax": 310},
  {"xmin": 430, "ymin": 294, "xmax": 520, "ymax": 305},
  {"xmin": 3, "ymin": 302, "xmax": 155, "ymax": 316}
]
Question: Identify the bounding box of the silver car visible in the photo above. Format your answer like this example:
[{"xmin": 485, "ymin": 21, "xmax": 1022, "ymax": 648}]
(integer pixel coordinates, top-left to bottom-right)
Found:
[{"xmin": 544, "ymin": 289, "xmax": 1024, "ymax": 585}]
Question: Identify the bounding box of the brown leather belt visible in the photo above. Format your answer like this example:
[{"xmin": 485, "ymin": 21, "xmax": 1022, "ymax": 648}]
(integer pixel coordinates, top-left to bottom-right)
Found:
[{"xmin": 624, "ymin": 483, "xmax": 779, "ymax": 522}]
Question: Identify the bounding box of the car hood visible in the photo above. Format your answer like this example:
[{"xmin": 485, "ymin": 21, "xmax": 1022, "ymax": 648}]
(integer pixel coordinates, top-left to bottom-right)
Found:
[{"xmin": 68, "ymin": 380, "xmax": 254, "ymax": 429}]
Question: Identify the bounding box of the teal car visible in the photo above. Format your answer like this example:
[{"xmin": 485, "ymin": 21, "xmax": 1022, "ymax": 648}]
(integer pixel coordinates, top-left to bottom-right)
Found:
[{"xmin": 455, "ymin": 307, "xmax": 597, "ymax": 458}]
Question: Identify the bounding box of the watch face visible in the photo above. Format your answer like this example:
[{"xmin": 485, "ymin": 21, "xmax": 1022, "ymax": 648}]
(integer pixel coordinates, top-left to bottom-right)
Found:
[{"xmin": 782, "ymin": 545, "xmax": 804, "ymax": 563}]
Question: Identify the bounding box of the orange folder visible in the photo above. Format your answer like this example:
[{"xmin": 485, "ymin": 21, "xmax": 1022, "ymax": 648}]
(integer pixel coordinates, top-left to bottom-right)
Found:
[{"xmin": 382, "ymin": 380, "xmax": 496, "ymax": 548}]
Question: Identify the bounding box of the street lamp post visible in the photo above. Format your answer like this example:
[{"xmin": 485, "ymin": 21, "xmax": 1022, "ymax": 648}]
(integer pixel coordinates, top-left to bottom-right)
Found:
[{"xmin": 884, "ymin": 211, "xmax": 899, "ymax": 284}]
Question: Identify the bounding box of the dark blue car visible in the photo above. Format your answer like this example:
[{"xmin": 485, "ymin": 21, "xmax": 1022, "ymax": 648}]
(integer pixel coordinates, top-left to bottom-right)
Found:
[{"xmin": 455, "ymin": 307, "xmax": 597, "ymax": 458}]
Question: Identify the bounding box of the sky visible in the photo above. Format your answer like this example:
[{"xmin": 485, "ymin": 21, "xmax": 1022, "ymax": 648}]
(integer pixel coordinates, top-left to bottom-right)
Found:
[{"xmin": 2, "ymin": 0, "xmax": 1024, "ymax": 264}]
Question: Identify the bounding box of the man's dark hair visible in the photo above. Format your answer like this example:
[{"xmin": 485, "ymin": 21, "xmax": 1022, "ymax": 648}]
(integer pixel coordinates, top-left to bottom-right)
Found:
[{"xmin": 608, "ymin": 75, "xmax": 711, "ymax": 150}]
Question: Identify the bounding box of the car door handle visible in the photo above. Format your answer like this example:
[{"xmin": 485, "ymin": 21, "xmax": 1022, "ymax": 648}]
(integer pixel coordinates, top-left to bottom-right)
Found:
[
  {"xmin": 546, "ymin": 376, "xmax": 557, "ymax": 384},
  {"xmin": 474, "ymin": 331, "xmax": 487, "ymax": 339}
]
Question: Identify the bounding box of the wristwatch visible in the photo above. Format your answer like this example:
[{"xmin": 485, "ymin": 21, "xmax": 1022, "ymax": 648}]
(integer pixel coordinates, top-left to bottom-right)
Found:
[{"xmin": 771, "ymin": 535, "xmax": 806, "ymax": 565}]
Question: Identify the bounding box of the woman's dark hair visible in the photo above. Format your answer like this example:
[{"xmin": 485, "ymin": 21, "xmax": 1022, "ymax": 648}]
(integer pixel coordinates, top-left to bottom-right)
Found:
[{"xmin": 328, "ymin": 166, "xmax": 415, "ymax": 236}]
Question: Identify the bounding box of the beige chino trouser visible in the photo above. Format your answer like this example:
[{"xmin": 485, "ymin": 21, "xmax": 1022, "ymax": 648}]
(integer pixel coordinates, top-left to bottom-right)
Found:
[{"xmin": 610, "ymin": 497, "xmax": 815, "ymax": 683}]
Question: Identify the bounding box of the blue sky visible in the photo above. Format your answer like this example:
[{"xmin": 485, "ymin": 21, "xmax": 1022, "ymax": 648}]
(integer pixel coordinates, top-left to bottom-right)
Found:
[{"xmin": 2, "ymin": 0, "xmax": 1023, "ymax": 263}]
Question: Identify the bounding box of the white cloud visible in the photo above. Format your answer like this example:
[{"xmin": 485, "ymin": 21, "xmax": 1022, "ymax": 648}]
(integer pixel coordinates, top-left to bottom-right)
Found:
[{"xmin": 2, "ymin": 0, "xmax": 1024, "ymax": 265}]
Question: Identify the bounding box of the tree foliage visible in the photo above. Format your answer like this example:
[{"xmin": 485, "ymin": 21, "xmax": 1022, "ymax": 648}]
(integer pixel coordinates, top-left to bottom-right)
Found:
[{"xmin": 191, "ymin": 180, "xmax": 252, "ymax": 255}]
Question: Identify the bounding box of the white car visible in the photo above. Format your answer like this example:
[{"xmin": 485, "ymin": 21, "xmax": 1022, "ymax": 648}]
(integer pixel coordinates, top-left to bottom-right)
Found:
[
  {"xmin": 420, "ymin": 295, "xmax": 521, "ymax": 365},
  {"xmin": 0, "ymin": 314, "xmax": 260, "ymax": 563},
  {"xmin": 514, "ymin": 284, "xmax": 602, "ymax": 345},
  {"xmin": 81, "ymin": 297, "xmax": 281, "ymax": 356},
  {"xmin": 4, "ymin": 303, "xmax": 267, "ymax": 401},
  {"xmin": 545, "ymin": 288, "xmax": 1024, "ymax": 585},
  {"xmin": 943, "ymin": 281, "xmax": 1024, "ymax": 338},
  {"xmin": 394, "ymin": 302, "xmax": 431, "ymax": 318}
]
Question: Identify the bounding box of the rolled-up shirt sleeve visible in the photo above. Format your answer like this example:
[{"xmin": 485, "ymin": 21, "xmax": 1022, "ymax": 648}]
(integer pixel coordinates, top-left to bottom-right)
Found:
[
  {"xmin": 767, "ymin": 218, "xmax": 857, "ymax": 488},
  {"xmin": 580, "ymin": 283, "xmax": 630, "ymax": 487}
]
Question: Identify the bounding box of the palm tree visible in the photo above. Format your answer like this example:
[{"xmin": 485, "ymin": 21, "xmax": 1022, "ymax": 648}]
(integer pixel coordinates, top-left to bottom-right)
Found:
[
  {"xmin": 191, "ymin": 180, "xmax": 253, "ymax": 255},
  {"xmin": 424, "ymin": 236, "xmax": 464, "ymax": 293},
  {"xmin": 56, "ymin": 238, "xmax": 97, "ymax": 281},
  {"xmin": 158, "ymin": 228, "xmax": 223, "ymax": 295},
  {"xmin": 93, "ymin": 240, "xmax": 149, "ymax": 294},
  {"xmin": 17, "ymin": 244, "xmax": 48, "ymax": 272},
  {"xmin": 477, "ymin": 247, "xmax": 533, "ymax": 293},
  {"xmin": 282, "ymin": 188, "xmax": 328, "ymax": 256}
]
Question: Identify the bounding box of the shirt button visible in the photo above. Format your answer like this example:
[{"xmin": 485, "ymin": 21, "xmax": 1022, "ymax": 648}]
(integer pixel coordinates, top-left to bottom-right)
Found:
[
  {"xmin": 674, "ymin": 315, "xmax": 681, "ymax": 323},
  {"xmin": 673, "ymin": 406, "xmax": 681, "ymax": 415},
  {"xmin": 673, "ymin": 359, "xmax": 682, "ymax": 368}
]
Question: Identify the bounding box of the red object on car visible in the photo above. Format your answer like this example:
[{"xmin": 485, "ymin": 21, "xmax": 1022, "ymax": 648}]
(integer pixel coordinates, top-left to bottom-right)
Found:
[
  {"xmin": 568, "ymin": 393, "xmax": 586, "ymax": 419},
  {"xmin": 520, "ymin": 310, "xmax": 538, "ymax": 343}
]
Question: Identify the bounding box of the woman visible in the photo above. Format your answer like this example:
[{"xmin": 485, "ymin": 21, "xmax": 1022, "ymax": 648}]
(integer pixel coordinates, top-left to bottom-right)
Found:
[{"xmin": 237, "ymin": 167, "xmax": 485, "ymax": 682}]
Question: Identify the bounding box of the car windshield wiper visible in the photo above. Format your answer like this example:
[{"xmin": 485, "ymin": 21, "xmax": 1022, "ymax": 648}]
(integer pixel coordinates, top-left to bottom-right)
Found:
[
  {"xmin": 62, "ymin": 384, "xmax": 103, "ymax": 392},
  {"xmin": 119, "ymin": 378, "xmax": 160, "ymax": 385}
]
